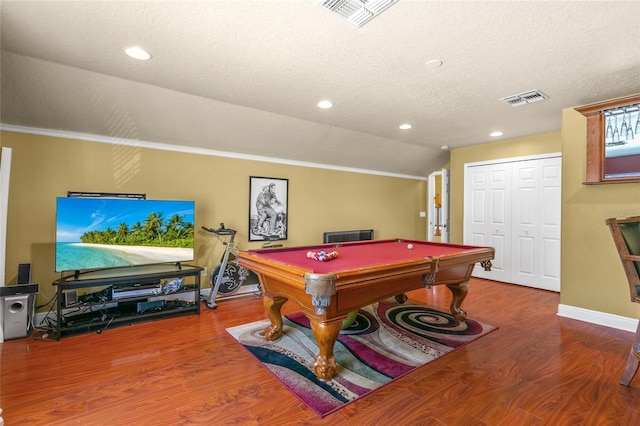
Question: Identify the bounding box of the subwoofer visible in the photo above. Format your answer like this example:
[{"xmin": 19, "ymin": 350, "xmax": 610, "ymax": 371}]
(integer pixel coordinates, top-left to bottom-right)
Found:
[{"xmin": 2, "ymin": 294, "xmax": 33, "ymax": 340}]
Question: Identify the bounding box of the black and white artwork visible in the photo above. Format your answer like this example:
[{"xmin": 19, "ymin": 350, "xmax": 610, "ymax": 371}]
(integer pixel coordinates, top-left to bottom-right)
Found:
[{"xmin": 249, "ymin": 176, "xmax": 288, "ymax": 242}]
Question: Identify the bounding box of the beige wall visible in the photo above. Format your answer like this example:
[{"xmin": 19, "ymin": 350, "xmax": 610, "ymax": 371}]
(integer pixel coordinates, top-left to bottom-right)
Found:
[
  {"xmin": 447, "ymin": 107, "xmax": 640, "ymax": 320},
  {"xmin": 449, "ymin": 132, "xmax": 562, "ymax": 243},
  {"xmin": 561, "ymin": 108, "xmax": 640, "ymax": 318},
  {"xmin": 1, "ymin": 131, "xmax": 426, "ymax": 309},
  {"xmin": 5, "ymin": 99, "xmax": 640, "ymax": 321}
]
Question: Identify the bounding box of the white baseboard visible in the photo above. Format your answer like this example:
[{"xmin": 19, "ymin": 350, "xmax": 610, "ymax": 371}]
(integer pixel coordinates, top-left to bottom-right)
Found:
[{"xmin": 557, "ymin": 304, "xmax": 638, "ymax": 333}]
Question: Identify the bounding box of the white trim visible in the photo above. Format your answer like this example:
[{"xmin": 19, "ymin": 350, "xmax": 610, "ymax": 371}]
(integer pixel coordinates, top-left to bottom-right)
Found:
[
  {"xmin": 557, "ymin": 303, "xmax": 638, "ymax": 333},
  {"xmin": 426, "ymin": 169, "xmax": 449, "ymax": 242},
  {"xmin": 0, "ymin": 124, "xmax": 426, "ymax": 181},
  {"xmin": 0, "ymin": 147, "xmax": 12, "ymax": 343},
  {"xmin": 427, "ymin": 171, "xmax": 438, "ymax": 241},
  {"xmin": 463, "ymin": 152, "xmax": 562, "ymax": 169},
  {"xmin": 0, "ymin": 147, "xmax": 10, "ymax": 287}
]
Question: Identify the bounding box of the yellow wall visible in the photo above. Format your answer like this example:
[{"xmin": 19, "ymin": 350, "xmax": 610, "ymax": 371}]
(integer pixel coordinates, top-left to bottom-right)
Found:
[
  {"xmin": 1, "ymin": 131, "xmax": 426, "ymax": 309},
  {"xmin": 449, "ymin": 132, "xmax": 562, "ymax": 243},
  {"xmin": 447, "ymin": 107, "xmax": 640, "ymax": 320},
  {"xmin": 5, "ymin": 100, "xmax": 640, "ymax": 321},
  {"xmin": 560, "ymin": 107, "xmax": 640, "ymax": 318}
]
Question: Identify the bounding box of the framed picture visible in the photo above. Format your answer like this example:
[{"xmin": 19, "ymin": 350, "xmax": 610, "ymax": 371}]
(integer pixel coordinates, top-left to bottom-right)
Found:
[{"xmin": 249, "ymin": 176, "xmax": 288, "ymax": 242}]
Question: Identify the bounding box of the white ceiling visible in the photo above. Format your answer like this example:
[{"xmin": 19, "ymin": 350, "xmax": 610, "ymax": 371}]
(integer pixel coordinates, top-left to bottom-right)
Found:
[{"xmin": 1, "ymin": 1, "xmax": 639, "ymax": 178}]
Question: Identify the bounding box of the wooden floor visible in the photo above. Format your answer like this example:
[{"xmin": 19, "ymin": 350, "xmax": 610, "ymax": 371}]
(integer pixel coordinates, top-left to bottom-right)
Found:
[{"xmin": 2, "ymin": 278, "xmax": 640, "ymax": 425}]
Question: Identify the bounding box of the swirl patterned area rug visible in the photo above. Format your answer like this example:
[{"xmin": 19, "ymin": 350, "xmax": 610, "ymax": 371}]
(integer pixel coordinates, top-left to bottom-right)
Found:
[{"xmin": 226, "ymin": 300, "xmax": 497, "ymax": 417}]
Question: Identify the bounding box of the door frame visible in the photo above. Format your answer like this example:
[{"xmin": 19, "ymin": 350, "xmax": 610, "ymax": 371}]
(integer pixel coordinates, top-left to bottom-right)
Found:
[{"xmin": 427, "ymin": 168, "xmax": 449, "ymax": 242}]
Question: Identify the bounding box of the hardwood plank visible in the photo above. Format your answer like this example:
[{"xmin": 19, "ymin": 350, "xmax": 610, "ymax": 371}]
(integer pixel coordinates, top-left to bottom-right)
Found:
[{"xmin": 2, "ymin": 279, "xmax": 640, "ymax": 424}]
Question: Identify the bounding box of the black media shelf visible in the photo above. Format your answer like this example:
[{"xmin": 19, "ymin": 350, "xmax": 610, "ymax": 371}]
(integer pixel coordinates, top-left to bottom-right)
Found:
[{"xmin": 52, "ymin": 264, "xmax": 203, "ymax": 340}]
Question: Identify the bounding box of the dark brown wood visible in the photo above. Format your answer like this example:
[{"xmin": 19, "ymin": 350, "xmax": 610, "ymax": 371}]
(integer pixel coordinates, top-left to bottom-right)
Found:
[
  {"xmin": 606, "ymin": 153, "xmax": 640, "ymax": 176},
  {"xmin": 2, "ymin": 279, "xmax": 640, "ymax": 424},
  {"xmin": 621, "ymin": 321, "xmax": 640, "ymax": 386},
  {"xmin": 605, "ymin": 216, "xmax": 640, "ymax": 303},
  {"xmin": 576, "ymin": 94, "xmax": 640, "ymax": 184},
  {"xmin": 606, "ymin": 216, "xmax": 640, "ymax": 386},
  {"xmin": 585, "ymin": 112, "xmax": 605, "ymax": 183}
]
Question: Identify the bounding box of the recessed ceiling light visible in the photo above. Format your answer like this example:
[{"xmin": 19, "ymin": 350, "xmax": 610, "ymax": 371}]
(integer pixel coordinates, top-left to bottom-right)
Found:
[
  {"xmin": 440, "ymin": 145, "xmax": 449, "ymax": 150},
  {"xmin": 399, "ymin": 123, "xmax": 412, "ymax": 130},
  {"xmin": 124, "ymin": 46, "xmax": 152, "ymax": 61},
  {"xmin": 317, "ymin": 100, "xmax": 333, "ymax": 109},
  {"xmin": 490, "ymin": 131, "xmax": 504, "ymax": 137}
]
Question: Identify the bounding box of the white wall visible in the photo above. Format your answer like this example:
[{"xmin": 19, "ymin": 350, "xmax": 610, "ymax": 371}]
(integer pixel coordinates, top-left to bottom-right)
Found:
[{"xmin": 0, "ymin": 147, "xmax": 13, "ymax": 342}]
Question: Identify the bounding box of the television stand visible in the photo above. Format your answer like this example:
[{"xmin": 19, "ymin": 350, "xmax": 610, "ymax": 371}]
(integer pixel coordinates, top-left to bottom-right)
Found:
[{"xmin": 52, "ymin": 264, "xmax": 203, "ymax": 340}]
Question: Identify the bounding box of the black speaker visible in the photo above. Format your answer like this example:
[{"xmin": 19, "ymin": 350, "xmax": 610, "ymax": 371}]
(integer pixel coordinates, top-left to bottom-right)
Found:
[
  {"xmin": 17, "ymin": 263, "xmax": 31, "ymax": 284},
  {"xmin": 64, "ymin": 290, "xmax": 78, "ymax": 307},
  {"xmin": 0, "ymin": 283, "xmax": 39, "ymax": 297}
]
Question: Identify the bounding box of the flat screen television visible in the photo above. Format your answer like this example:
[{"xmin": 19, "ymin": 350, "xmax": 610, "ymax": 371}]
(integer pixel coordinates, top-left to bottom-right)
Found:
[{"xmin": 55, "ymin": 197, "xmax": 195, "ymax": 273}]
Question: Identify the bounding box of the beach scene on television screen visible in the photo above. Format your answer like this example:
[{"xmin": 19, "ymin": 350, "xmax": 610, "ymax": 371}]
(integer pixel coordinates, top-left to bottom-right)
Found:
[{"xmin": 55, "ymin": 198, "xmax": 195, "ymax": 272}]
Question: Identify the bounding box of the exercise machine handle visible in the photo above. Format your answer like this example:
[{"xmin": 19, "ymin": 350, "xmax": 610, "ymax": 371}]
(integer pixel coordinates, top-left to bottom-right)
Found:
[{"xmin": 202, "ymin": 223, "xmax": 236, "ymax": 237}]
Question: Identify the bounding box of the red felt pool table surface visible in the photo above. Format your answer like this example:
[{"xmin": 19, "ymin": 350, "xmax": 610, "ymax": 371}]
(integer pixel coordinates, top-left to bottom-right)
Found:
[{"xmin": 246, "ymin": 239, "xmax": 479, "ymax": 274}]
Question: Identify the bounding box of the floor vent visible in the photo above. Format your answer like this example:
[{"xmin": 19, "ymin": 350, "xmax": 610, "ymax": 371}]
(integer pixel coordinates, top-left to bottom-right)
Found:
[
  {"xmin": 323, "ymin": 229, "xmax": 374, "ymax": 244},
  {"xmin": 500, "ymin": 90, "xmax": 549, "ymax": 107},
  {"xmin": 316, "ymin": 0, "xmax": 398, "ymax": 27}
]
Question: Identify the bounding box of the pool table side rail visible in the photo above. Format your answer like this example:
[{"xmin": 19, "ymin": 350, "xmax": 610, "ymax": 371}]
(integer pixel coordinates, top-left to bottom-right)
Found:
[
  {"xmin": 243, "ymin": 238, "xmax": 490, "ymax": 256},
  {"xmin": 237, "ymin": 243, "xmax": 494, "ymax": 318},
  {"xmin": 238, "ymin": 242, "xmax": 494, "ymax": 286}
]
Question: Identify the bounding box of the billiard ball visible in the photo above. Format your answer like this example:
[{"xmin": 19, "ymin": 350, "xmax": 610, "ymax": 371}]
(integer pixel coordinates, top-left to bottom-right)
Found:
[{"xmin": 407, "ymin": 243, "xmax": 414, "ymax": 250}]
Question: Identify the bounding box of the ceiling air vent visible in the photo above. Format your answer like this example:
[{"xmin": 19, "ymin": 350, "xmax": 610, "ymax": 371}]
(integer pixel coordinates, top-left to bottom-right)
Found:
[
  {"xmin": 316, "ymin": 0, "xmax": 399, "ymax": 27},
  {"xmin": 500, "ymin": 90, "xmax": 549, "ymax": 107}
]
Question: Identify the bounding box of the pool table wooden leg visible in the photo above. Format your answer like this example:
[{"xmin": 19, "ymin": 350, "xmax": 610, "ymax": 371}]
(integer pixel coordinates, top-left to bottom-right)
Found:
[
  {"xmin": 394, "ymin": 293, "xmax": 408, "ymax": 303},
  {"xmin": 263, "ymin": 296, "xmax": 287, "ymax": 341},
  {"xmin": 308, "ymin": 318, "xmax": 343, "ymax": 381},
  {"xmin": 447, "ymin": 281, "xmax": 468, "ymax": 321}
]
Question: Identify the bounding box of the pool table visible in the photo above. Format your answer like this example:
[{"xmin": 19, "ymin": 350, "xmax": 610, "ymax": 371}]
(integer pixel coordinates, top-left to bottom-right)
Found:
[{"xmin": 237, "ymin": 239, "xmax": 494, "ymax": 381}]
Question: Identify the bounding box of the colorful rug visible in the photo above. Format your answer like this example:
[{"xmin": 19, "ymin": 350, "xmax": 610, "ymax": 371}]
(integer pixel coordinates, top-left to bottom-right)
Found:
[{"xmin": 226, "ymin": 300, "xmax": 497, "ymax": 417}]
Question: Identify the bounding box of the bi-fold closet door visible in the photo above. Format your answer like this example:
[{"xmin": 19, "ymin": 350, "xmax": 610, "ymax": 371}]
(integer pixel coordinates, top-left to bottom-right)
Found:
[{"xmin": 464, "ymin": 154, "xmax": 561, "ymax": 292}]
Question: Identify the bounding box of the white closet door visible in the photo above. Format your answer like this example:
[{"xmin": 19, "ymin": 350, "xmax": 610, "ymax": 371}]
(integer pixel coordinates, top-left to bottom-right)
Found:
[
  {"xmin": 537, "ymin": 157, "xmax": 562, "ymax": 291},
  {"xmin": 464, "ymin": 154, "xmax": 561, "ymax": 291},
  {"xmin": 511, "ymin": 160, "xmax": 539, "ymax": 287},
  {"xmin": 466, "ymin": 163, "xmax": 511, "ymax": 282},
  {"xmin": 511, "ymin": 157, "xmax": 562, "ymax": 290}
]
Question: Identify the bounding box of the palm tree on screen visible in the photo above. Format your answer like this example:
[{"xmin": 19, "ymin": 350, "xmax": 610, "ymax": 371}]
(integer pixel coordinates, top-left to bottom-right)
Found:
[{"xmin": 144, "ymin": 212, "xmax": 165, "ymax": 243}]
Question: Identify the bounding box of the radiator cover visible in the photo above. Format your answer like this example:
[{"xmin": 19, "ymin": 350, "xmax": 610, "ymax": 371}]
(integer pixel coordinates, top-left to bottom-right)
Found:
[{"xmin": 323, "ymin": 229, "xmax": 374, "ymax": 244}]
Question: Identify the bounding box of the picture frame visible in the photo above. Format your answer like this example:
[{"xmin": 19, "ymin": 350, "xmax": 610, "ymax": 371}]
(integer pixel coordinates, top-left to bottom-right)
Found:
[{"xmin": 249, "ymin": 176, "xmax": 288, "ymax": 242}]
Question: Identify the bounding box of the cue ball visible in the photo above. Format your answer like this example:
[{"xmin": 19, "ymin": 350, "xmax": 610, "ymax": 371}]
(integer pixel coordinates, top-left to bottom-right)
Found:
[{"xmin": 407, "ymin": 243, "xmax": 413, "ymax": 250}]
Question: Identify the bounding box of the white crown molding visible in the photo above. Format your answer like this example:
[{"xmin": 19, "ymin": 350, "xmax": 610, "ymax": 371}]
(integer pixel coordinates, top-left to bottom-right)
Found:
[
  {"xmin": 0, "ymin": 124, "xmax": 426, "ymax": 181},
  {"xmin": 557, "ymin": 303, "xmax": 638, "ymax": 333},
  {"xmin": 463, "ymin": 152, "xmax": 562, "ymax": 169}
]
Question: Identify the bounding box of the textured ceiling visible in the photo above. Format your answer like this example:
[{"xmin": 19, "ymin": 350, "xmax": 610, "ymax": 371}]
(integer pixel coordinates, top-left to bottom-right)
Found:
[{"xmin": 1, "ymin": 1, "xmax": 639, "ymax": 178}]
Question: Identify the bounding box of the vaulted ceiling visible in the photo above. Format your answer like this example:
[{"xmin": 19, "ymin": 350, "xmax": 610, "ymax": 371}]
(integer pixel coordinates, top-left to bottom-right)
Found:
[{"xmin": 1, "ymin": 1, "xmax": 639, "ymax": 177}]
